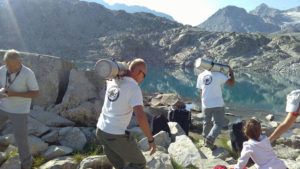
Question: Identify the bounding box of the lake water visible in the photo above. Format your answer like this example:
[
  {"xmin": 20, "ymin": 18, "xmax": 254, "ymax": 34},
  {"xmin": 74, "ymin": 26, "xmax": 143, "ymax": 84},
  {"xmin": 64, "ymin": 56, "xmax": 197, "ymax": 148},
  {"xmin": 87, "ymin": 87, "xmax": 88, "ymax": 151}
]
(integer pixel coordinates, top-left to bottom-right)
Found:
[{"xmin": 140, "ymin": 67, "xmax": 300, "ymax": 118}]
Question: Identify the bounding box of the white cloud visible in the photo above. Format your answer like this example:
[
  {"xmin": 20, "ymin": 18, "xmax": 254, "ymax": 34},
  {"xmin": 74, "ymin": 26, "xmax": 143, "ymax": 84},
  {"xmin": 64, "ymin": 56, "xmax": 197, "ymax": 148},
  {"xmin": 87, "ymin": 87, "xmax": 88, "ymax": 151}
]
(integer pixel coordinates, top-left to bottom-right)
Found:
[{"xmin": 103, "ymin": 0, "xmax": 218, "ymax": 26}]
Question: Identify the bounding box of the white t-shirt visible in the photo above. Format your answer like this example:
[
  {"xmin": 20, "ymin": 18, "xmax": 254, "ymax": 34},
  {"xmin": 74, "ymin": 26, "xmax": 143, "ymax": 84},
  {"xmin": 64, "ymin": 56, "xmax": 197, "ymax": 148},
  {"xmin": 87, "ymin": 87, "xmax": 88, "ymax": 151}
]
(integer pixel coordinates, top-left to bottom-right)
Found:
[
  {"xmin": 97, "ymin": 77, "xmax": 143, "ymax": 135},
  {"xmin": 0, "ymin": 65, "xmax": 39, "ymax": 114},
  {"xmin": 196, "ymin": 70, "xmax": 228, "ymax": 109}
]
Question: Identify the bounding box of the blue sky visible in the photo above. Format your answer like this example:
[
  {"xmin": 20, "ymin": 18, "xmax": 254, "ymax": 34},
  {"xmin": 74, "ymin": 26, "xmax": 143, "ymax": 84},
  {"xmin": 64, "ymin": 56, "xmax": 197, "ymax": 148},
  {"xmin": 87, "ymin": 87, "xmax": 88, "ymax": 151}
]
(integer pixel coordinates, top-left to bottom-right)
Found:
[{"xmin": 85, "ymin": 0, "xmax": 300, "ymax": 26}]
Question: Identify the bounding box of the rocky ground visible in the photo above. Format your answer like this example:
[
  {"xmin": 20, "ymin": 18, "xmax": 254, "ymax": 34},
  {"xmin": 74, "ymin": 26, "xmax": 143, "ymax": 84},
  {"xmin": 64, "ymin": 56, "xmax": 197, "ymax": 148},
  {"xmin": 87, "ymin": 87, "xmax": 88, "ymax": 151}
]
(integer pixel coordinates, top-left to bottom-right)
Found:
[{"xmin": 0, "ymin": 51, "xmax": 299, "ymax": 169}]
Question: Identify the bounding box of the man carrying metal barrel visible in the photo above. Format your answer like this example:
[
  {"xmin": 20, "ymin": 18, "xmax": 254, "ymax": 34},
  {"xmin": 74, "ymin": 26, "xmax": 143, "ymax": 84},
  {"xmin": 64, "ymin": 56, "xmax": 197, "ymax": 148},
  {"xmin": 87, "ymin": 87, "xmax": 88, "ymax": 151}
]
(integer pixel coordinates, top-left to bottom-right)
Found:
[
  {"xmin": 196, "ymin": 59, "xmax": 235, "ymax": 149},
  {"xmin": 96, "ymin": 58, "xmax": 156, "ymax": 169}
]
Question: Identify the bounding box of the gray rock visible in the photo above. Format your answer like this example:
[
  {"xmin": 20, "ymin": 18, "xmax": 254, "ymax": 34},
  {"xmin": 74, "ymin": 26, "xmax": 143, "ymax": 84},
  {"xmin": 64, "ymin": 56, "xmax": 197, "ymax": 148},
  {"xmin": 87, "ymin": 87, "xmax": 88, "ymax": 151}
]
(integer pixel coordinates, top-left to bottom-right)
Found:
[
  {"xmin": 53, "ymin": 69, "xmax": 105, "ymax": 126},
  {"xmin": 59, "ymin": 101, "xmax": 102, "ymax": 126},
  {"xmin": 43, "ymin": 146, "xmax": 73, "ymax": 160},
  {"xmin": 0, "ymin": 152, "xmax": 6, "ymax": 166},
  {"xmin": 139, "ymin": 131, "xmax": 171, "ymax": 151},
  {"xmin": 30, "ymin": 109, "xmax": 75, "ymax": 127},
  {"xmin": 168, "ymin": 122, "xmax": 186, "ymax": 141},
  {"xmin": 27, "ymin": 116, "xmax": 50, "ymax": 137},
  {"xmin": 59, "ymin": 127, "xmax": 87, "ymax": 151},
  {"xmin": 80, "ymin": 127, "xmax": 97, "ymax": 144},
  {"xmin": 39, "ymin": 156, "xmax": 79, "ymax": 169},
  {"xmin": 282, "ymin": 159, "xmax": 300, "ymax": 169},
  {"xmin": 269, "ymin": 121, "xmax": 279, "ymax": 128},
  {"xmin": 273, "ymin": 144, "xmax": 300, "ymax": 160},
  {"xmin": 266, "ymin": 114, "xmax": 274, "ymax": 121},
  {"xmin": 144, "ymin": 151, "xmax": 173, "ymax": 169},
  {"xmin": 0, "ymin": 156, "xmax": 21, "ymax": 169},
  {"xmin": 79, "ymin": 155, "xmax": 112, "ymax": 169},
  {"xmin": 28, "ymin": 136, "xmax": 49, "ymax": 156},
  {"xmin": 0, "ymin": 134, "xmax": 14, "ymax": 147},
  {"xmin": 41, "ymin": 130, "xmax": 59, "ymax": 143},
  {"xmin": 200, "ymin": 147, "xmax": 230, "ymax": 160},
  {"xmin": 168, "ymin": 135, "xmax": 203, "ymax": 167},
  {"xmin": 150, "ymin": 93, "xmax": 181, "ymax": 107}
]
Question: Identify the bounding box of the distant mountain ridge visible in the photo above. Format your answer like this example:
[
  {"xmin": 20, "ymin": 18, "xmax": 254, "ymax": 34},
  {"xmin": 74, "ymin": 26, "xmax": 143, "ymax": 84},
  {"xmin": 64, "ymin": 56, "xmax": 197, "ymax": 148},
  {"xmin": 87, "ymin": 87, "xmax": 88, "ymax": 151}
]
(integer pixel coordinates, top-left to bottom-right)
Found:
[
  {"xmin": 199, "ymin": 3, "xmax": 300, "ymax": 33},
  {"xmin": 94, "ymin": 0, "xmax": 174, "ymax": 21}
]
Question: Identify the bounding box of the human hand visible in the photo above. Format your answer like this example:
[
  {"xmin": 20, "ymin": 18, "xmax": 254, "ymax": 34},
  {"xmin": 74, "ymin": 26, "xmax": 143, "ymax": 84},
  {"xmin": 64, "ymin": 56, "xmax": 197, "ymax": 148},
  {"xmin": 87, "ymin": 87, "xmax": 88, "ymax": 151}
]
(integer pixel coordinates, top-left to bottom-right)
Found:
[{"xmin": 149, "ymin": 142, "xmax": 156, "ymax": 155}]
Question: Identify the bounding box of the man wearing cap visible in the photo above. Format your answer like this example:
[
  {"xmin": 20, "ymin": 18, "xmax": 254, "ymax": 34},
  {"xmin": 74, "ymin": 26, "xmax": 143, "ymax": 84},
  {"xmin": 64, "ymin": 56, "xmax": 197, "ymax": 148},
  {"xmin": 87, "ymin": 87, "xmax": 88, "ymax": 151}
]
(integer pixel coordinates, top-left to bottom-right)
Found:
[
  {"xmin": 269, "ymin": 89, "xmax": 300, "ymax": 142},
  {"xmin": 0, "ymin": 49, "xmax": 39, "ymax": 169},
  {"xmin": 196, "ymin": 67, "xmax": 235, "ymax": 149},
  {"xmin": 96, "ymin": 58, "xmax": 156, "ymax": 169}
]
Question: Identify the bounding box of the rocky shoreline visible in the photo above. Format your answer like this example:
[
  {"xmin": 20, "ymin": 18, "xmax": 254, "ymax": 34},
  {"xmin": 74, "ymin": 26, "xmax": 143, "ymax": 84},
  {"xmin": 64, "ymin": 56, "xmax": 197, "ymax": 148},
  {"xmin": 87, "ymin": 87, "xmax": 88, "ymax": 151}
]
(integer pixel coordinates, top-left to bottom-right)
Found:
[{"xmin": 0, "ymin": 50, "xmax": 299, "ymax": 169}]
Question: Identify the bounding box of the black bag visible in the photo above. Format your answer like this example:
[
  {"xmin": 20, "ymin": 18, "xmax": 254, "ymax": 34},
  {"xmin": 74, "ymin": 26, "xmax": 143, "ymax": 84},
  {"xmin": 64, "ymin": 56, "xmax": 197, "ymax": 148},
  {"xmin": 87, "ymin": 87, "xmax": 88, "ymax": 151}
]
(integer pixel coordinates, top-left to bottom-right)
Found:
[
  {"xmin": 168, "ymin": 108, "xmax": 191, "ymax": 135},
  {"xmin": 151, "ymin": 115, "xmax": 171, "ymax": 135},
  {"xmin": 230, "ymin": 121, "xmax": 248, "ymax": 152}
]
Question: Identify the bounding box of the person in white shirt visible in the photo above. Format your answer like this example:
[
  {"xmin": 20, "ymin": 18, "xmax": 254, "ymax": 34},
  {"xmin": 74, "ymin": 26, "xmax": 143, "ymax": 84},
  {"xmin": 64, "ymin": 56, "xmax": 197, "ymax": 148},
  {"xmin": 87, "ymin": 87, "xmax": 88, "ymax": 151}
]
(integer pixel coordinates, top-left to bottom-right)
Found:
[
  {"xmin": 269, "ymin": 89, "xmax": 300, "ymax": 143},
  {"xmin": 196, "ymin": 67, "xmax": 234, "ymax": 149},
  {"xmin": 96, "ymin": 58, "xmax": 156, "ymax": 169},
  {"xmin": 0, "ymin": 49, "xmax": 39, "ymax": 169},
  {"xmin": 234, "ymin": 119, "xmax": 286, "ymax": 169}
]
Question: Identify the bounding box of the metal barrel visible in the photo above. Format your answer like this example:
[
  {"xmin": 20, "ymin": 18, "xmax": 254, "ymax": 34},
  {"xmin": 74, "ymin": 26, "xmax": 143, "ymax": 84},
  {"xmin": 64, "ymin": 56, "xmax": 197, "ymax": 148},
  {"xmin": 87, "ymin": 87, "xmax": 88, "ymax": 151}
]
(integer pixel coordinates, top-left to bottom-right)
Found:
[
  {"xmin": 195, "ymin": 58, "xmax": 229, "ymax": 73},
  {"xmin": 95, "ymin": 59, "xmax": 128, "ymax": 79}
]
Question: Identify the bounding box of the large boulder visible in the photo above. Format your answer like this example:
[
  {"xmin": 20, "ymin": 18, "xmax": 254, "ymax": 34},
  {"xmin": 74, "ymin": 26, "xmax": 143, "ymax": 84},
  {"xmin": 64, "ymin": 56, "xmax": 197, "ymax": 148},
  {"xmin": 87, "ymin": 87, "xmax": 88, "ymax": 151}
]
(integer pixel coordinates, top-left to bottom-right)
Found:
[
  {"xmin": 282, "ymin": 159, "xmax": 300, "ymax": 169},
  {"xmin": 144, "ymin": 151, "xmax": 173, "ymax": 169},
  {"xmin": 0, "ymin": 156, "xmax": 21, "ymax": 169},
  {"xmin": 43, "ymin": 145, "xmax": 73, "ymax": 160},
  {"xmin": 27, "ymin": 116, "xmax": 50, "ymax": 137},
  {"xmin": 139, "ymin": 131, "xmax": 171, "ymax": 151},
  {"xmin": 0, "ymin": 50, "xmax": 74, "ymax": 107},
  {"xmin": 58, "ymin": 127, "xmax": 87, "ymax": 151},
  {"xmin": 273, "ymin": 144, "xmax": 300, "ymax": 160},
  {"xmin": 53, "ymin": 68, "xmax": 105, "ymax": 126},
  {"xmin": 78, "ymin": 155, "xmax": 112, "ymax": 169},
  {"xmin": 59, "ymin": 100, "xmax": 102, "ymax": 126},
  {"xmin": 39, "ymin": 156, "xmax": 79, "ymax": 169},
  {"xmin": 28, "ymin": 136, "xmax": 49, "ymax": 156},
  {"xmin": 168, "ymin": 135, "xmax": 203, "ymax": 167},
  {"xmin": 30, "ymin": 109, "xmax": 75, "ymax": 127},
  {"xmin": 168, "ymin": 122, "xmax": 186, "ymax": 141}
]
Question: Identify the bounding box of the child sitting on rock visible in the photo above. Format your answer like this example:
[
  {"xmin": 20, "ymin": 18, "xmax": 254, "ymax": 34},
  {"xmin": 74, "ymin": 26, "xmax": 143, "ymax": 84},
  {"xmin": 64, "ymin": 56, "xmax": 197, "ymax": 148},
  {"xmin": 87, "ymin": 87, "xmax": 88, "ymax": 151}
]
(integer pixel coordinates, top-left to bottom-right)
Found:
[{"xmin": 233, "ymin": 119, "xmax": 286, "ymax": 169}]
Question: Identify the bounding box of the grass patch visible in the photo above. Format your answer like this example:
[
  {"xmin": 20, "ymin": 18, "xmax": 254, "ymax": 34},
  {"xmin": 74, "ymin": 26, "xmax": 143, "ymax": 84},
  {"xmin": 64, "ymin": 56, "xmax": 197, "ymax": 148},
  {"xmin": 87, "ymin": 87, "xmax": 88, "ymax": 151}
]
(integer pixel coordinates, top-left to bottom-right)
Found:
[
  {"xmin": 71, "ymin": 143, "xmax": 104, "ymax": 163},
  {"xmin": 5, "ymin": 149, "xmax": 19, "ymax": 160},
  {"xmin": 216, "ymin": 137, "xmax": 239, "ymax": 159},
  {"xmin": 171, "ymin": 158, "xmax": 184, "ymax": 169},
  {"xmin": 32, "ymin": 155, "xmax": 47, "ymax": 168}
]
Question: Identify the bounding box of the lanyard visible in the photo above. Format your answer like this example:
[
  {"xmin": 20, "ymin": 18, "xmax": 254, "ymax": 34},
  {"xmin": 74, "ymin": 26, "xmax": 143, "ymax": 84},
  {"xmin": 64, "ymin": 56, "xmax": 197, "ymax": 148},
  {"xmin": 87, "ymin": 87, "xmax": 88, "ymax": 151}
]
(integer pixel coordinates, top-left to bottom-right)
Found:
[{"xmin": 5, "ymin": 67, "xmax": 22, "ymax": 89}]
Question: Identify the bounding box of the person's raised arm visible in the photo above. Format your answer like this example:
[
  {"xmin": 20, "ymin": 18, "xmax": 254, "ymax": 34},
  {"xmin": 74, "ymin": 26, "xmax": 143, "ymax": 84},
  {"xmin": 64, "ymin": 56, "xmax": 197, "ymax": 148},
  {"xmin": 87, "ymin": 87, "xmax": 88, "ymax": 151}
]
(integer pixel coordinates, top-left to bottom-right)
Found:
[
  {"xmin": 133, "ymin": 105, "xmax": 156, "ymax": 155},
  {"xmin": 269, "ymin": 112, "xmax": 297, "ymax": 143}
]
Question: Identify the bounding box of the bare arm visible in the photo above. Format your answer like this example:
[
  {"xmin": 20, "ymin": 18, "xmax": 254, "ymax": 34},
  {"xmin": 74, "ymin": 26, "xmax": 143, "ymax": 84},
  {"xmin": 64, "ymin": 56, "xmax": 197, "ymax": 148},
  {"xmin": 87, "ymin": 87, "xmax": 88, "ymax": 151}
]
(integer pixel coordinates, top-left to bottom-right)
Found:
[
  {"xmin": 6, "ymin": 90, "xmax": 39, "ymax": 98},
  {"xmin": 226, "ymin": 67, "xmax": 235, "ymax": 86},
  {"xmin": 133, "ymin": 105, "xmax": 156, "ymax": 155},
  {"xmin": 269, "ymin": 113, "xmax": 297, "ymax": 143}
]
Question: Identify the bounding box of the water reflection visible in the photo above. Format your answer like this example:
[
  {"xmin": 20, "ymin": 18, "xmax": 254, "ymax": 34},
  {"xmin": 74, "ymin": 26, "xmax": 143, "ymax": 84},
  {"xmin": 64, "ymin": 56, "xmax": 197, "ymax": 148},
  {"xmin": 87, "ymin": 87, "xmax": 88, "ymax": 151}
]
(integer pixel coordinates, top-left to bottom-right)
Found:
[{"xmin": 141, "ymin": 67, "xmax": 300, "ymax": 114}]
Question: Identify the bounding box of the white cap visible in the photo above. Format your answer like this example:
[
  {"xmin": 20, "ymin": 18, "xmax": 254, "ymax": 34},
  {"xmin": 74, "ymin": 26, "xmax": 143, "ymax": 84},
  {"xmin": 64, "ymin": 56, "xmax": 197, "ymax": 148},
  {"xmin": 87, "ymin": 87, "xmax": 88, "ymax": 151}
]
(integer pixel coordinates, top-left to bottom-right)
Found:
[{"xmin": 286, "ymin": 89, "xmax": 300, "ymax": 112}]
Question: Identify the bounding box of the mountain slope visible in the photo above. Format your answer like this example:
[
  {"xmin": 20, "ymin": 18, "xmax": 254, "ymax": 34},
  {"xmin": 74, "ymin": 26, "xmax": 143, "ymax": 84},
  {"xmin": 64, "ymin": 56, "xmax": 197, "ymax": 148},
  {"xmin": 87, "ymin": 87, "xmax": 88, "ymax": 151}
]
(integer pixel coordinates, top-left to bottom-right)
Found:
[
  {"xmin": 0, "ymin": 0, "xmax": 180, "ymax": 60},
  {"xmin": 198, "ymin": 6, "xmax": 279, "ymax": 33},
  {"xmin": 95, "ymin": 0, "xmax": 174, "ymax": 21}
]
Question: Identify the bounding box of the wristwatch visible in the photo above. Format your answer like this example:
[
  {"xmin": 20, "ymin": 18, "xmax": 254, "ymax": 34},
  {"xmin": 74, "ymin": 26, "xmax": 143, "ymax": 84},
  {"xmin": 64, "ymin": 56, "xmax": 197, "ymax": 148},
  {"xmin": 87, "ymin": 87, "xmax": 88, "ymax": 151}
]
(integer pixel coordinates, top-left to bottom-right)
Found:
[{"xmin": 148, "ymin": 138, "xmax": 155, "ymax": 143}]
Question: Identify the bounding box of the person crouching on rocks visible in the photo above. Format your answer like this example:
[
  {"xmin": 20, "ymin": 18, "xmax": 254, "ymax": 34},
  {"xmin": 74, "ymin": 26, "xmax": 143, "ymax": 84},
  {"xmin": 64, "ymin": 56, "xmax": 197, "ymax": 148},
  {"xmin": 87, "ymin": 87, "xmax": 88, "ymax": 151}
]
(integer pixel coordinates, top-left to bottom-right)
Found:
[
  {"xmin": 232, "ymin": 119, "xmax": 286, "ymax": 169},
  {"xmin": 96, "ymin": 58, "xmax": 156, "ymax": 169}
]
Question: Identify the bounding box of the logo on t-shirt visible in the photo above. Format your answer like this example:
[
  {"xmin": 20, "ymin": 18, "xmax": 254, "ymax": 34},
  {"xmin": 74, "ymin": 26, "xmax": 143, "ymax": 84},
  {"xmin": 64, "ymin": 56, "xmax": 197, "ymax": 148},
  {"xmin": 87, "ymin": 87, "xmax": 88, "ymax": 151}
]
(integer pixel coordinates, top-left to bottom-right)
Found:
[
  {"xmin": 203, "ymin": 75, "xmax": 213, "ymax": 85},
  {"xmin": 107, "ymin": 86, "xmax": 120, "ymax": 102}
]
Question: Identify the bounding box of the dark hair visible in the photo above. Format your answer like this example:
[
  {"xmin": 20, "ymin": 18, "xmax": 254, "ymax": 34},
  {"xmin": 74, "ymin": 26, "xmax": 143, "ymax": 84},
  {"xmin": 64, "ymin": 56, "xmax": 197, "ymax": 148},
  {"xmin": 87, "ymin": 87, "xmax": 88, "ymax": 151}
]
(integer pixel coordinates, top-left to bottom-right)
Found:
[{"xmin": 243, "ymin": 119, "xmax": 261, "ymax": 141}]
